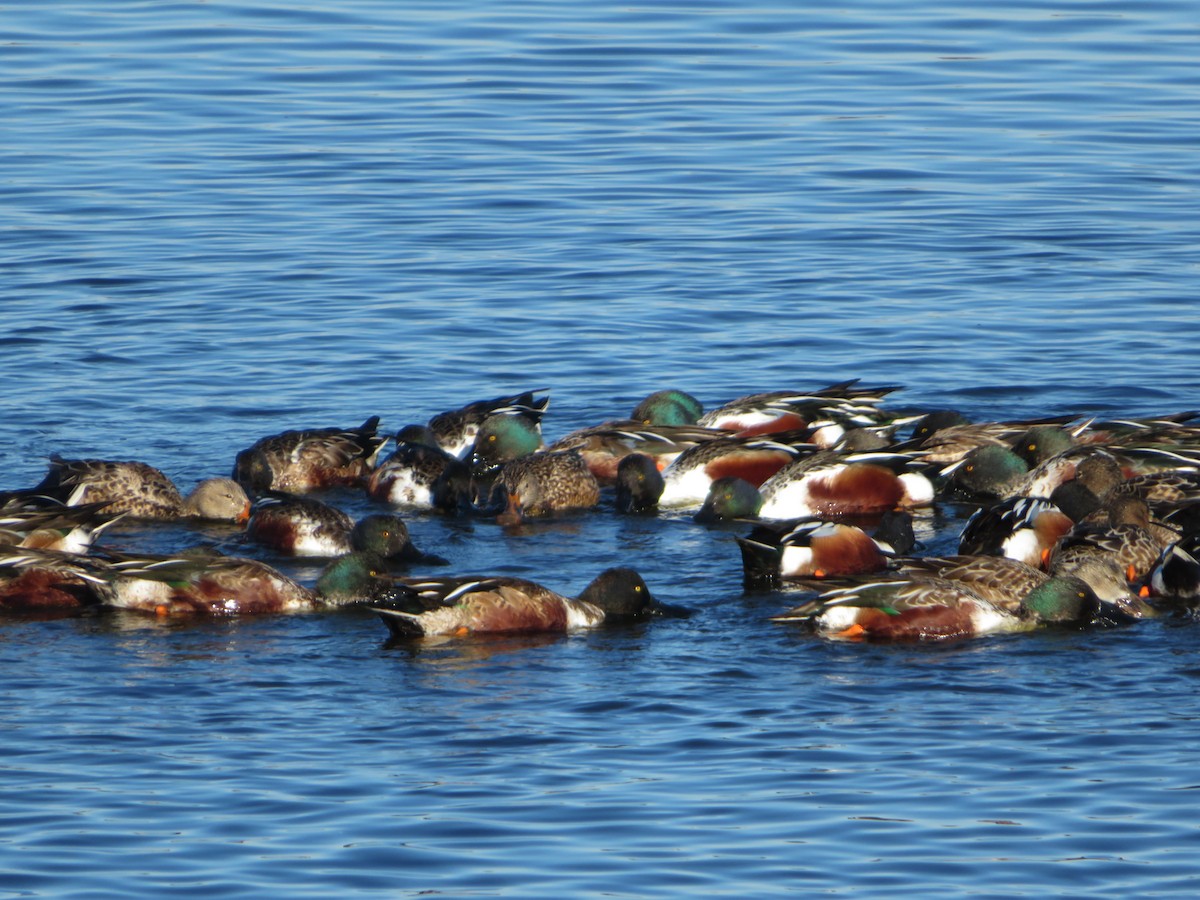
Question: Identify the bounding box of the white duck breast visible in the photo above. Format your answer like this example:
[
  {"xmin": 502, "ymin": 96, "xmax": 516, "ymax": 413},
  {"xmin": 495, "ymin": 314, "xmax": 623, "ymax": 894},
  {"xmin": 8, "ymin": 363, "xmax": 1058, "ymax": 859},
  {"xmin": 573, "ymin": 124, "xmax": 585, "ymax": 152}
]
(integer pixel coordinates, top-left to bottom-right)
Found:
[
  {"xmin": 658, "ymin": 463, "xmax": 720, "ymax": 509},
  {"xmin": 376, "ymin": 466, "xmax": 434, "ymax": 508}
]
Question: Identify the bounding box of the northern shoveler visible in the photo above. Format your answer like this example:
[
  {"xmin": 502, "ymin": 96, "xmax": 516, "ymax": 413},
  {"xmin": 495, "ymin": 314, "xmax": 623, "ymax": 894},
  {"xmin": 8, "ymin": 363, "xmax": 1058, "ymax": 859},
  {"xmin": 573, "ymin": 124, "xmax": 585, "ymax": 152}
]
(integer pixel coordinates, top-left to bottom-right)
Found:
[
  {"xmin": 96, "ymin": 549, "xmax": 398, "ymax": 617},
  {"xmin": 469, "ymin": 410, "xmax": 546, "ymax": 477},
  {"xmin": 630, "ymin": 389, "xmax": 704, "ymax": 426},
  {"xmin": 614, "ymin": 453, "xmax": 665, "ymax": 514},
  {"xmin": 1047, "ymin": 496, "xmax": 1174, "ymax": 583},
  {"xmin": 428, "ymin": 389, "xmax": 550, "ymax": 459},
  {"xmin": 736, "ymin": 517, "xmax": 898, "ymax": 590},
  {"xmin": 1146, "ymin": 533, "xmax": 1200, "ymax": 601},
  {"xmin": 957, "ymin": 496, "xmax": 1074, "ymax": 568},
  {"xmin": 0, "ymin": 500, "xmax": 124, "ymax": 554},
  {"xmin": 494, "ymin": 450, "xmax": 601, "ymax": 524},
  {"xmin": 698, "ymin": 380, "xmax": 901, "ymax": 440},
  {"xmin": 366, "ymin": 425, "xmax": 473, "ymax": 512},
  {"xmin": 903, "ymin": 415, "xmax": 1076, "ymax": 465},
  {"xmin": 549, "ymin": 422, "xmax": 723, "ymax": 483},
  {"xmin": 246, "ymin": 494, "xmax": 441, "ymax": 562},
  {"xmin": 233, "ymin": 417, "xmax": 388, "ymax": 493},
  {"xmin": 658, "ymin": 434, "xmax": 809, "ymax": 509},
  {"xmin": 771, "ymin": 574, "xmax": 1116, "ymax": 642},
  {"xmin": 757, "ymin": 451, "xmax": 935, "ymax": 520},
  {"xmin": 7, "ymin": 456, "xmax": 250, "ymax": 522},
  {"xmin": 693, "ymin": 476, "xmax": 764, "ymax": 523},
  {"xmin": 246, "ymin": 494, "xmax": 355, "ymax": 556},
  {"xmin": 941, "ymin": 445, "xmax": 1079, "ymax": 501},
  {"xmin": 372, "ymin": 567, "xmax": 682, "ymax": 637},
  {"xmin": 0, "ymin": 545, "xmax": 108, "ymax": 614}
]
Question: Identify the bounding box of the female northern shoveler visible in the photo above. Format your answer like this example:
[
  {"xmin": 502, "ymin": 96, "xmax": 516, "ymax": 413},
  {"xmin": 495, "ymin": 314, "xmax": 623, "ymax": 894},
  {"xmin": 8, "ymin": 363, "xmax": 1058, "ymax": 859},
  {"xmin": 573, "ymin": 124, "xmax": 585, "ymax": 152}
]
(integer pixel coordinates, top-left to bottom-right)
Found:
[
  {"xmin": 6, "ymin": 456, "xmax": 250, "ymax": 522},
  {"xmin": 494, "ymin": 450, "xmax": 601, "ymax": 524},
  {"xmin": 233, "ymin": 417, "xmax": 388, "ymax": 493},
  {"xmin": 1047, "ymin": 496, "xmax": 1174, "ymax": 583},
  {"xmin": 771, "ymin": 574, "xmax": 1115, "ymax": 642},
  {"xmin": 372, "ymin": 567, "xmax": 683, "ymax": 637},
  {"xmin": 96, "ymin": 550, "xmax": 398, "ymax": 617},
  {"xmin": 428, "ymin": 389, "xmax": 549, "ymax": 459}
]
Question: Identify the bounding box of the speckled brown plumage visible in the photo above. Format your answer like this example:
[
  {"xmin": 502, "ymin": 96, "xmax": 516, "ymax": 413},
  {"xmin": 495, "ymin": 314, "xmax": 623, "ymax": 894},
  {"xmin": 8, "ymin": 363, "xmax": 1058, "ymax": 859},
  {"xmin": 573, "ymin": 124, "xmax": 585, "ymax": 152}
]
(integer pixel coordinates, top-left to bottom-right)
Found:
[{"xmin": 233, "ymin": 417, "xmax": 388, "ymax": 493}]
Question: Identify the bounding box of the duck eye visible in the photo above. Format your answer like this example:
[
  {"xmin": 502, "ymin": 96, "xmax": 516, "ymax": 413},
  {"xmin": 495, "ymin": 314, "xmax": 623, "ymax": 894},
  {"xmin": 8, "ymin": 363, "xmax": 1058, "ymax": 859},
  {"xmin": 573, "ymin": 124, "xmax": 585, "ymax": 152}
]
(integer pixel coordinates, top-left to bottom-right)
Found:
[
  {"xmin": 488, "ymin": 435, "xmax": 497, "ymax": 443},
  {"xmin": 1028, "ymin": 443, "xmax": 1037, "ymax": 452},
  {"xmin": 965, "ymin": 464, "xmax": 974, "ymax": 473}
]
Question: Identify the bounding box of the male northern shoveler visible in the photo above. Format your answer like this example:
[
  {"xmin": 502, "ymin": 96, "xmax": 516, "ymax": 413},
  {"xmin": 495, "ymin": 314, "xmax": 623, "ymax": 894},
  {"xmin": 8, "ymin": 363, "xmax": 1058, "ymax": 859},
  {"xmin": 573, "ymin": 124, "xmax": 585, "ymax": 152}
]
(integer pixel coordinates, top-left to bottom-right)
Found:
[
  {"xmin": 549, "ymin": 422, "xmax": 723, "ymax": 484},
  {"xmin": 246, "ymin": 494, "xmax": 355, "ymax": 556},
  {"xmin": 366, "ymin": 425, "xmax": 473, "ymax": 512},
  {"xmin": 895, "ymin": 554, "xmax": 1053, "ymax": 611},
  {"xmin": 630, "ymin": 389, "xmax": 704, "ymax": 426},
  {"xmin": 957, "ymin": 496, "xmax": 1074, "ymax": 568},
  {"xmin": 757, "ymin": 451, "xmax": 935, "ymax": 520},
  {"xmin": 902, "ymin": 415, "xmax": 1076, "ymax": 464},
  {"xmin": 372, "ymin": 567, "xmax": 683, "ymax": 637},
  {"xmin": 494, "ymin": 450, "xmax": 601, "ymax": 524},
  {"xmin": 233, "ymin": 417, "xmax": 388, "ymax": 494},
  {"xmin": 698, "ymin": 380, "xmax": 901, "ymax": 441},
  {"xmin": 941, "ymin": 445, "xmax": 1079, "ymax": 502},
  {"xmin": 246, "ymin": 494, "xmax": 442, "ymax": 562},
  {"xmin": 6, "ymin": 456, "xmax": 250, "ymax": 522},
  {"xmin": 0, "ymin": 501, "xmax": 124, "ymax": 554},
  {"xmin": 771, "ymin": 573, "xmax": 1116, "ymax": 642},
  {"xmin": 693, "ymin": 476, "xmax": 764, "ymax": 522},
  {"xmin": 1147, "ymin": 533, "xmax": 1200, "ymax": 602},
  {"xmin": 658, "ymin": 434, "xmax": 809, "ymax": 509},
  {"xmin": 614, "ymin": 453, "xmax": 665, "ymax": 514},
  {"xmin": 736, "ymin": 518, "xmax": 897, "ymax": 590},
  {"xmin": 428, "ymin": 389, "xmax": 550, "ymax": 459},
  {"xmin": 96, "ymin": 549, "xmax": 398, "ymax": 617},
  {"xmin": 469, "ymin": 410, "xmax": 546, "ymax": 477},
  {"xmin": 0, "ymin": 545, "xmax": 108, "ymax": 614}
]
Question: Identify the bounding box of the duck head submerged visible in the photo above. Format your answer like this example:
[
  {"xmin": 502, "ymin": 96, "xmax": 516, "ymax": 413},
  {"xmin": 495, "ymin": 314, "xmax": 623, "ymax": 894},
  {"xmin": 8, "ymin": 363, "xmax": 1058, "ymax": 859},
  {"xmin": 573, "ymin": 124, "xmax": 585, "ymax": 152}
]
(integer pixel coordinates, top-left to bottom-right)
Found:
[
  {"xmin": 694, "ymin": 477, "xmax": 763, "ymax": 524},
  {"xmin": 614, "ymin": 453, "xmax": 665, "ymax": 514}
]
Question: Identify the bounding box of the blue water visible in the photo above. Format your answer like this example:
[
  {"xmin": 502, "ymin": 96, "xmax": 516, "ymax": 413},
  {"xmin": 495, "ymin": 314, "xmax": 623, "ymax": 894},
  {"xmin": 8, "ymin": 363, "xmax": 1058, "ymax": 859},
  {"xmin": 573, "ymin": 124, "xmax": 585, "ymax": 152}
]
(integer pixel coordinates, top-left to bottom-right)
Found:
[{"xmin": 3, "ymin": 1, "xmax": 1200, "ymax": 895}]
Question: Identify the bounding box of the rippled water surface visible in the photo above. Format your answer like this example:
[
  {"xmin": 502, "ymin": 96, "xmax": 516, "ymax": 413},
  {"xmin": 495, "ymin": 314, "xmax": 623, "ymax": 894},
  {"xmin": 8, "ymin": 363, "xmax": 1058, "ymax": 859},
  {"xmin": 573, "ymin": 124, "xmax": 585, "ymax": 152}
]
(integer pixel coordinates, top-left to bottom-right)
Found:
[{"xmin": 3, "ymin": 1, "xmax": 1200, "ymax": 896}]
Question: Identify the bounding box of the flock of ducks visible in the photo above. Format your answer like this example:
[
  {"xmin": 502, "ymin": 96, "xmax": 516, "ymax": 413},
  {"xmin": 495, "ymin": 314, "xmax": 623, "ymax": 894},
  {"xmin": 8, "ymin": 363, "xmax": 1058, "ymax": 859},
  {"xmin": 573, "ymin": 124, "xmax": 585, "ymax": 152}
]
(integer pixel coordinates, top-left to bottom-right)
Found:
[{"xmin": 3, "ymin": 380, "xmax": 1200, "ymax": 643}]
